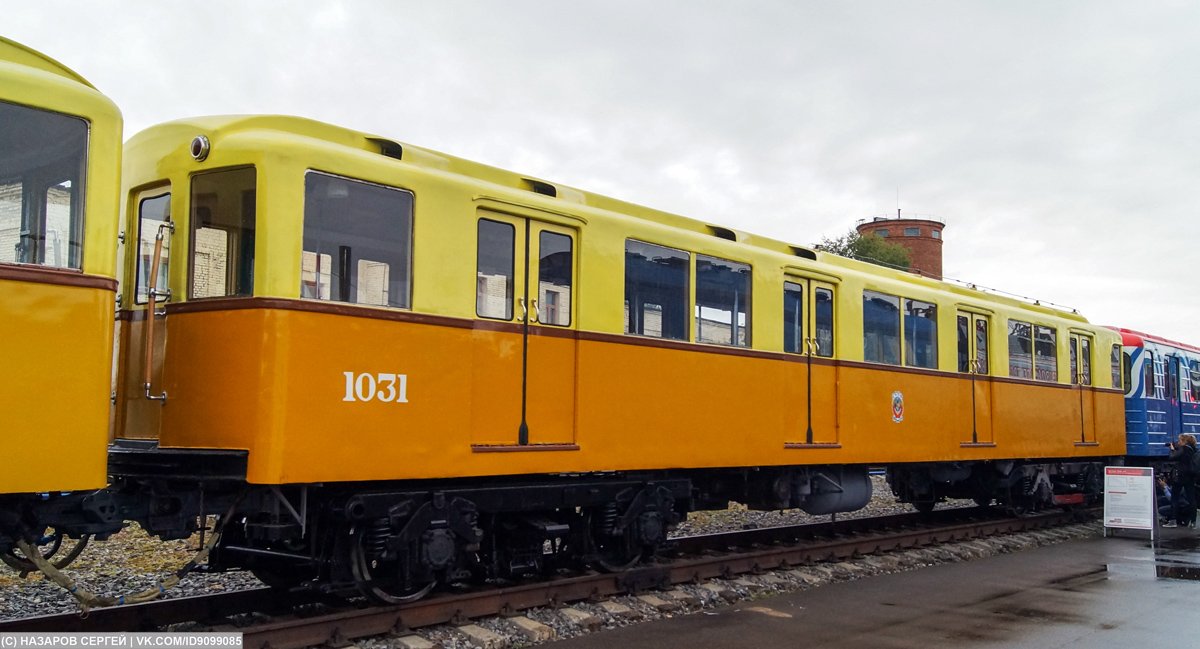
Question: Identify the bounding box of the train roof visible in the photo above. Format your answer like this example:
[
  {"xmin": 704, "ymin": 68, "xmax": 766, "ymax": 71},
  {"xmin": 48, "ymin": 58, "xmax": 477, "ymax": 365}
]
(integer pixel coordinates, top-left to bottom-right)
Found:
[
  {"xmin": 0, "ymin": 36, "xmax": 95, "ymax": 89},
  {"xmin": 128, "ymin": 113, "xmax": 1091, "ymax": 324},
  {"xmin": 1110, "ymin": 327, "xmax": 1200, "ymax": 355}
]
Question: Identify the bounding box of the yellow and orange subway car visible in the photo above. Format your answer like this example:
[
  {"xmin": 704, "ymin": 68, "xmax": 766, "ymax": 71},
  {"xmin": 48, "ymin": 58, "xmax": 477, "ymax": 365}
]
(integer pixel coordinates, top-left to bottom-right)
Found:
[
  {"xmin": 108, "ymin": 115, "xmax": 1123, "ymax": 600},
  {"xmin": 0, "ymin": 36, "xmax": 124, "ymax": 566}
]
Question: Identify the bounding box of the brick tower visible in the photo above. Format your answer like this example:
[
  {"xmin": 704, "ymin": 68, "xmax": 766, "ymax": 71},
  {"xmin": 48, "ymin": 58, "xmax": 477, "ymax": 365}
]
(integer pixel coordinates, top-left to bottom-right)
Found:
[{"xmin": 855, "ymin": 212, "xmax": 945, "ymax": 279}]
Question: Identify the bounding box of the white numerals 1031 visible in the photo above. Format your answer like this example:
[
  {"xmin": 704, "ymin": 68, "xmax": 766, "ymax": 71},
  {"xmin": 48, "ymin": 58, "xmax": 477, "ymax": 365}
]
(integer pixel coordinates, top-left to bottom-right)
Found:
[{"xmin": 343, "ymin": 372, "xmax": 409, "ymax": 403}]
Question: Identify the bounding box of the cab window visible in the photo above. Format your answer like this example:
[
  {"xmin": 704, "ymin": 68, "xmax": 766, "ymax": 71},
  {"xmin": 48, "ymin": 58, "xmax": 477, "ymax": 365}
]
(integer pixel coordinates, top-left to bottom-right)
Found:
[
  {"xmin": 0, "ymin": 100, "xmax": 88, "ymax": 269},
  {"xmin": 190, "ymin": 167, "xmax": 256, "ymax": 299}
]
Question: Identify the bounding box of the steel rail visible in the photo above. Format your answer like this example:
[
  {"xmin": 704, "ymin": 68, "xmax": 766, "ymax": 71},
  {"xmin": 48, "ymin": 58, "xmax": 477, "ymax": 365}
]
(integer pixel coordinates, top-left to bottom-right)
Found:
[{"xmin": 0, "ymin": 506, "xmax": 1094, "ymax": 643}]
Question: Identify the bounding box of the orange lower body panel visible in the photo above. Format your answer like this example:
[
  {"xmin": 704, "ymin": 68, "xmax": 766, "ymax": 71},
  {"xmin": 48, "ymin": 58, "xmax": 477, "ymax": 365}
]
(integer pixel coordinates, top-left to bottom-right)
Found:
[{"xmin": 137, "ymin": 306, "xmax": 1124, "ymax": 485}]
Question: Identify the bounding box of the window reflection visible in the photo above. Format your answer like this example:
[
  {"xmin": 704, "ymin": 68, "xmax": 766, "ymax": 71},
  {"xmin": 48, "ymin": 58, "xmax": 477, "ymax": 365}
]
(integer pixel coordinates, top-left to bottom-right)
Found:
[
  {"xmin": 301, "ymin": 172, "xmax": 412, "ymax": 308},
  {"xmin": 624, "ymin": 240, "xmax": 689, "ymax": 340},
  {"xmin": 1008, "ymin": 320, "xmax": 1033, "ymax": 379},
  {"xmin": 0, "ymin": 100, "xmax": 88, "ymax": 269},
  {"xmin": 695, "ymin": 254, "xmax": 751, "ymax": 347},
  {"xmin": 135, "ymin": 193, "xmax": 171, "ymax": 304},
  {"xmin": 903, "ymin": 299, "xmax": 937, "ymax": 369},
  {"xmin": 863, "ymin": 290, "xmax": 901, "ymax": 365},
  {"xmin": 538, "ymin": 231, "xmax": 572, "ymax": 326},
  {"xmin": 190, "ymin": 167, "xmax": 256, "ymax": 299},
  {"xmin": 477, "ymin": 219, "xmax": 514, "ymax": 320}
]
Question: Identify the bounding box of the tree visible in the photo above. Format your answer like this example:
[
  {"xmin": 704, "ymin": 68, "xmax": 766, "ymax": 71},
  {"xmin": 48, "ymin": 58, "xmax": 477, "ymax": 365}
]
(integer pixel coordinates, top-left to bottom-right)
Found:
[{"xmin": 815, "ymin": 230, "xmax": 912, "ymax": 270}]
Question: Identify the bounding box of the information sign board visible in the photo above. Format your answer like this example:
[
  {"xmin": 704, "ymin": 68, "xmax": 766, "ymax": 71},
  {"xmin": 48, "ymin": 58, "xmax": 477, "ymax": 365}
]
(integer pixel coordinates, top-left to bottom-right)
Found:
[{"xmin": 1104, "ymin": 466, "xmax": 1156, "ymax": 535}]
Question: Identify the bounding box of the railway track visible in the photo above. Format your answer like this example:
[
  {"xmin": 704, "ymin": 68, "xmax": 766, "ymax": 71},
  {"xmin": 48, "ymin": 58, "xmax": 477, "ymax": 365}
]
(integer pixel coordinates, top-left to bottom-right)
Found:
[{"xmin": 0, "ymin": 506, "xmax": 1096, "ymax": 646}]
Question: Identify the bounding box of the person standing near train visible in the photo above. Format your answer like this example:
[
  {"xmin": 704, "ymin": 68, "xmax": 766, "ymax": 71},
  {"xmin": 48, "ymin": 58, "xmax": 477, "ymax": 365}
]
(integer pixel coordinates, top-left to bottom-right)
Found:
[{"xmin": 1166, "ymin": 434, "xmax": 1198, "ymax": 528}]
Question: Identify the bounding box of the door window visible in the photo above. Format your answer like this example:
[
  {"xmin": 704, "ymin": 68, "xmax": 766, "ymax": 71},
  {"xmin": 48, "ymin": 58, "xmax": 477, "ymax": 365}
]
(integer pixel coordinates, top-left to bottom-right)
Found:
[
  {"xmin": 476, "ymin": 218, "xmax": 515, "ymax": 320},
  {"xmin": 783, "ymin": 282, "xmax": 804, "ymax": 354},
  {"xmin": 135, "ymin": 192, "xmax": 171, "ymax": 304},
  {"xmin": 537, "ymin": 231, "xmax": 572, "ymax": 326}
]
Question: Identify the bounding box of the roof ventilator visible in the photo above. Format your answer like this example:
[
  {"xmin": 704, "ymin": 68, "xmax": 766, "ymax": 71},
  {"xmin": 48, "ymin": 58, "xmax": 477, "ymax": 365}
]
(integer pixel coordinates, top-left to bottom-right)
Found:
[
  {"xmin": 368, "ymin": 138, "xmax": 404, "ymax": 161},
  {"xmin": 707, "ymin": 225, "xmax": 737, "ymax": 242},
  {"xmin": 790, "ymin": 246, "xmax": 817, "ymax": 260},
  {"xmin": 520, "ymin": 179, "xmax": 557, "ymax": 198}
]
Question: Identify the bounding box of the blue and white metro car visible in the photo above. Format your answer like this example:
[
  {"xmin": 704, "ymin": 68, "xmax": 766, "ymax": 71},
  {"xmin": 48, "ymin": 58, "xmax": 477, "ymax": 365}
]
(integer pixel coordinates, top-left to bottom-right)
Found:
[{"xmin": 1116, "ymin": 328, "xmax": 1200, "ymax": 458}]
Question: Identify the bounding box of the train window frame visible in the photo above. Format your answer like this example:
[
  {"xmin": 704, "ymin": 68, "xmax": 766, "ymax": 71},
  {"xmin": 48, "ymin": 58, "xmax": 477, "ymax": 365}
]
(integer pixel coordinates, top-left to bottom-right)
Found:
[
  {"xmin": 903, "ymin": 298, "xmax": 937, "ymax": 369},
  {"xmin": 300, "ymin": 171, "xmax": 414, "ymax": 309},
  {"xmin": 694, "ymin": 254, "xmax": 752, "ymax": 348},
  {"xmin": 814, "ymin": 286, "xmax": 834, "ymax": 358},
  {"xmin": 783, "ymin": 281, "xmax": 804, "ymax": 354},
  {"xmin": 134, "ymin": 191, "xmax": 171, "ymax": 305},
  {"xmin": 1007, "ymin": 320, "xmax": 1033, "ymax": 379},
  {"xmin": 1033, "ymin": 325, "xmax": 1058, "ymax": 382},
  {"xmin": 624, "ymin": 239, "xmax": 690, "ymax": 341},
  {"xmin": 1069, "ymin": 334, "xmax": 1093, "ymax": 386},
  {"xmin": 188, "ymin": 166, "xmax": 257, "ymax": 300},
  {"xmin": 536, "ymin": 230, "xmax": 573, "ymax": 327},
  {"xmin": 476, "ymin": 218, "xmax": 516, "ymax": 321},
  {"xmin": 863, "ymin": 290, "xmax": 901, "ymax": 366},
  {"xmin": 0, "ymin": 100, "xmax": 89, "ymax": 270}
]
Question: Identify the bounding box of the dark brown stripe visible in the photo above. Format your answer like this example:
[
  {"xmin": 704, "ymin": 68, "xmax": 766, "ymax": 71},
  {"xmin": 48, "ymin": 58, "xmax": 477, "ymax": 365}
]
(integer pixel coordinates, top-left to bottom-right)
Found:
[
  {"xmin": 128, "ymin": 296, "xmax": 1129, "ymax": 396},
  {"xmin": 0, "ymin": 263, "xmax": 117, "ymax": 292},
  {"xmin": 576, "ymin": 329, "xmax": 788, "ymax": 362},
  {"xmin": 470, "ymin": 444, "xmax": 580, "ymax": 453},
  {"xmin": 783, "ymin": 443, "xmax": 842, "ymax": 449},
  {"xmin": 960, "ymin": 442, "xmax": 998, "ymax": 448}
]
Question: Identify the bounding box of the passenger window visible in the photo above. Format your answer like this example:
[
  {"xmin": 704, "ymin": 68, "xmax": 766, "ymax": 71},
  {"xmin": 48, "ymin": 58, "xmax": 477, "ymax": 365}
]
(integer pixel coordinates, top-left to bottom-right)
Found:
[
  {"xmin": 814, "ymin": 287, "xmax": 834, "ymax": 357},
  {"xmin": 957, "ymin": 315, "xmax": 970, "ymax": 372},
  {"xmin": 135, "ymin": 193, "xmax": 171, "ymax": 304},
  {"xmin": 863, "ymin": 290, "xmax": 901, "ymax": 365},
  {"xmin": 903, "ymin": 299, "xmax": 937, "ymax": 369},
  {"xmin": 301, "ymin": 172, "xmax": 414, "ymax": 308},
  {"xmin": 476, "ymin": 219, "xmax": 515, "ymax": 320},
  {"xmin": 537, "ymin": 231, "xmax": 572, "ymax": 326},
  {"xmin": 190, "ymin": 167, "xmax": 256, "ymax": 299},
  {"xmin": 0, "ymin": 100, "xmax": 87, "ymax": 269},
  {"xmin": 784, "ymin": 282, "xmax": 803, "ymax": 354},
  {"xmin": 1034, "ymin": 326, "xmax": 1058, "ymax": 382},
  {"xmin": 1111, "ymin": 345, "xmax": 1123, "ymax": 391},
  {"xmin": 695, "ymin": 254, "xmax": 751, "ymax": 347},
  {"xmin": 624, "ymin": 240, "xmax": 689, "ymax": 340},
  {"xmin": 1008, "ymin": 320, "xmax": 1033, "ymax": 379}
]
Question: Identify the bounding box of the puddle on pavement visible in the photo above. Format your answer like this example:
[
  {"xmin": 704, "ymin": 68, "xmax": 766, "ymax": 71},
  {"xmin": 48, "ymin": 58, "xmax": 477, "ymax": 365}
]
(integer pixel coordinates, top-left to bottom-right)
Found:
[{"xmin": 1145, "ymin": 533, "xmax": 1200, "ymax": 581}]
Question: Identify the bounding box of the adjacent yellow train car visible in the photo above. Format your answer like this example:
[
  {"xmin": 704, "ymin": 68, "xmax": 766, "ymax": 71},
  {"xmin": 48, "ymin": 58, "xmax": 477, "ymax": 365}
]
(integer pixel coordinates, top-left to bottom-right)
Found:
[
  {"xmin": 0, "ymin": 37, "xmax": 121, "ymax": 496},
  {"xmin": 108, "ymin": 114, "xmax": 1122, "ymax": 599},
  {"xmin": 0, "ymin": 36, "xmax": 123, "ymax": 573}
]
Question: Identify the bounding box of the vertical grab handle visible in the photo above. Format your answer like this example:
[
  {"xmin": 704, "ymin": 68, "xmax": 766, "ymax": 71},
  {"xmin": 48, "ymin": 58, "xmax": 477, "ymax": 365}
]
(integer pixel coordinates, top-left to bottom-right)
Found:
[
  {"xmin": 517, "ymin": 296, "xmax": 527, "ymax": 323},
  {"xmin": 530, "ymin": 298, "xmax": 539, "ymax": 323},
  {"xmin": 144, "ymin": 224, "xmax": 169, "ymax": 403}
]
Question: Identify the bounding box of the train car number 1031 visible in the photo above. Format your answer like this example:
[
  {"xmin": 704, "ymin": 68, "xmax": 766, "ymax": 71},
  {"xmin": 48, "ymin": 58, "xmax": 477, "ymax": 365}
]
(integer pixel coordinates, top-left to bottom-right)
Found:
[{"xmin": 342, "ymin": 372, "xmax": 409, "ymax": 403}]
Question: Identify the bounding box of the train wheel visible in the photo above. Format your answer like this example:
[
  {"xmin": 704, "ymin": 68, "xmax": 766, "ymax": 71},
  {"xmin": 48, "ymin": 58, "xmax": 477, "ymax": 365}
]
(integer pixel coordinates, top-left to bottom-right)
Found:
[
  {"xmin": 913, "ymin": 501, "xmax": 936, "ymax": 514},
  {"xmin": 348, "ymin": 524, "xmax": 435, "ymax": 605},
  {"xmin": 584, "ymin": 509, "xmax": 643, "ymax": 572}
]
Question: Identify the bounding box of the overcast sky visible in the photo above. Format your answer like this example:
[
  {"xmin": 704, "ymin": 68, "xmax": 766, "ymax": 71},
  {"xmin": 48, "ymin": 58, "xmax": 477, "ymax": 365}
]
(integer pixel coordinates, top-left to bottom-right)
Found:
[{"xmin": 6, "ymin": 2, "xmax": 1198, "ymax": 342}]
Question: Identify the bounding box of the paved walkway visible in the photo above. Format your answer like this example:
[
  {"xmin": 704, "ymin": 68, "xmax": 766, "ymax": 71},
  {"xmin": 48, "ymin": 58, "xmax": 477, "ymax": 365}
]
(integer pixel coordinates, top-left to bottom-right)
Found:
[{"xmin": 557, "ymin": 527, "xmax": 1200, "ymax": 648}]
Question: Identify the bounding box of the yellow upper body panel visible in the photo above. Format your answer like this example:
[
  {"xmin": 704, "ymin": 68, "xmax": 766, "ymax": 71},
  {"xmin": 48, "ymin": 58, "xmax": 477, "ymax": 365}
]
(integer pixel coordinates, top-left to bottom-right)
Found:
[
  {"xmin": 0, "ymin": 36, "xmax": 123, "ymax": 279},
  {"xmin": 120, "ymin": 114, "xmax": 1120, "ymax": 389}
]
